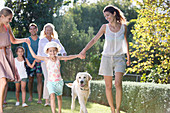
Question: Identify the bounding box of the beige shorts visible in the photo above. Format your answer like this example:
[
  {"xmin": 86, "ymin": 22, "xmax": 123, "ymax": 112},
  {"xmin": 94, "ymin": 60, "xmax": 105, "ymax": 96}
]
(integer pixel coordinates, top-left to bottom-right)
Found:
[{"xmin": 99, "ymin": 54, "xmax": 126, "ymax": 76}]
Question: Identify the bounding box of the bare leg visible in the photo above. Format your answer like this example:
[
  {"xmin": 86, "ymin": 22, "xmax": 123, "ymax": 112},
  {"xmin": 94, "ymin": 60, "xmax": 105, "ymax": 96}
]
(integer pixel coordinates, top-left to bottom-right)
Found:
[
  {"xmin": 15, "ymin": 83, "xmax": 21, "ymax": 102},
  {"xmin": 50, "ymin": 93, "xmax": 56, "ymax": 113},
  {"xmin": 115, "ymin": 72, "xmax": 123, "ymax": 113},
  {"xmin": 21, "ymin": 81, "xmax": 26, "ymax": 104},
  {"xmin": 3, "ymin": 84, "xmax": 8, "ymax": 104},
  {"xmin": 0, "ymin": 78, "xmax": 7, "ymax": 113},
  {"xmin": 104, "ymin": 76, "xmax": 115, "ymax": 113},
  {"xmin": 37, "ymin": 73, "xmax": 42, "ymax": 103},
  {"xmin": 57, "ymin": 96, "xmax": 62, "ymax": 113},
  {"xmin": 28, "ymin": 76, "xmax": 34, "ymax": 101}
]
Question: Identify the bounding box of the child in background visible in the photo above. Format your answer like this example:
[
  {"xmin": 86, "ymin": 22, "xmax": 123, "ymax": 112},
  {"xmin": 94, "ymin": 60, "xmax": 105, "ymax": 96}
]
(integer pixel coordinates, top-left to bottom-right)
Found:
[
  {"xmin": 14, "ymin": 46, "xmax": 36, "ymax": 107},
  {"xmin": 27, "ymin": 41, "xmax": 80, "ymax": 113}
]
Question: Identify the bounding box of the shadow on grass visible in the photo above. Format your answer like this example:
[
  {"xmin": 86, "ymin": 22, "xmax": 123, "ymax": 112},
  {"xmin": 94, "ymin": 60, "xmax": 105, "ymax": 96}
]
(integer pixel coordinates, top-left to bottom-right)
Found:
[{"xmin": 4, "ymin": 91, "xmax": 125, "ymax": 113}]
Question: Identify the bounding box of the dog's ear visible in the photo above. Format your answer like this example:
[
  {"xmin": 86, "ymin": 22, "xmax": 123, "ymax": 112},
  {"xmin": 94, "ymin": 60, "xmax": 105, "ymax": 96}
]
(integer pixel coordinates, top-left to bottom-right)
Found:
[
  {"xmin": 77, "ymin": 78, "xmax": 79, "ymax": 83},
  {"xmin": 88, "ymin": 74, "xmax": 92, "ymax": 81}
]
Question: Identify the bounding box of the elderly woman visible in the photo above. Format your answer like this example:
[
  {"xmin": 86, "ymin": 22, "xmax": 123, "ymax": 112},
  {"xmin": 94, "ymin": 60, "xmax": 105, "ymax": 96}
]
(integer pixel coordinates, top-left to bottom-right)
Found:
[{"xmin": 37, "ymin": 23, "xmax": 67, "ymax": 106}]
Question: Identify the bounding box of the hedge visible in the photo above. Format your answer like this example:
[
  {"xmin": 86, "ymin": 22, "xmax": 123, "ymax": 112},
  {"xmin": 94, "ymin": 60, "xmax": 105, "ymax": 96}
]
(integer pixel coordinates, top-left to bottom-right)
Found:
[
  {"xmin": 88, "ymin": 80, "xmax": 170, "ymax": 113},
  {"xmin": 8, "ymin": 80, "xmax": 170, "ymax": 113}
]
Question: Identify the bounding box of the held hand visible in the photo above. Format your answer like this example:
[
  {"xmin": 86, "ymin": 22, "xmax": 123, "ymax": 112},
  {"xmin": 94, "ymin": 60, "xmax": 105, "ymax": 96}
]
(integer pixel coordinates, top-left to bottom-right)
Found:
[
  {"xmin": 79, "ymin": 52, "xmax": 86, "ymax": 59},
  {"xmin": 25, "ymin": 38, "xmax": 31, "ymax": 45},
  {"xmin": 77, "ymin": 54, "xmax": 82, "ymax": 59},
  {"xmin": 35, "ymin": 59, "xmax": 41, "ymax": 62},
  {"xmin": 14, "ymin": 73, "xmax": 19, "ymax": 81}
]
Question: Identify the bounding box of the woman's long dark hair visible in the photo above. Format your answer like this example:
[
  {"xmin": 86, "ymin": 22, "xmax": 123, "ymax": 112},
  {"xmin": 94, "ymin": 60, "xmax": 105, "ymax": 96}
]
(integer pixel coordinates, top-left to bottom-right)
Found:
[
  {"xmin": 103, "ymin": 5, "xmax": 127, "ymax": 24},
  {"xmin": 15, "ymin": 46, "xmax": 27, "ymax": 68}
]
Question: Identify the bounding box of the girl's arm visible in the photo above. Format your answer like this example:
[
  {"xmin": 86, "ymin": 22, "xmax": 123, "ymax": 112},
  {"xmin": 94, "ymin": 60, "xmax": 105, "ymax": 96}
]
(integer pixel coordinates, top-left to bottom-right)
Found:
[
  {"xmin": 80, "ymin": 24, "xmax": 106, "ymax": 58},
  {"xmin": 26, "ymin": 59, "xmax": 36, "ymax": 68},
  {"xmin": 124, "ymin": 25, "xmax": 131, "ymax": 66},
  {"xmin": 27, "ymin": 44, "xmax": 45, "ymax": 61},
  {"xmin": 7, "ymin": 24, "xmax": 30, "ymax": 45},
  {"xmin": 58, "ymin": 54, "xmax": 80, "ymax": 61}
]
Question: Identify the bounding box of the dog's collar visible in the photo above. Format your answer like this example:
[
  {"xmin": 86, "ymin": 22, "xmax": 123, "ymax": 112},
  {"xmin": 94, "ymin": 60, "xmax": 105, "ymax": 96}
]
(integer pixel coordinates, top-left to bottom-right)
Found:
[{"xmin": 80, "ymin": 87, "xmax": 89, "ymax": 91}]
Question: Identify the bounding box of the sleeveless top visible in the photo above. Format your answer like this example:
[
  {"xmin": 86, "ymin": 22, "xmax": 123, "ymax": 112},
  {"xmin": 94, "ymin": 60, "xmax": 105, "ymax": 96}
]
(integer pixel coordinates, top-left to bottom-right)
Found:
[
  {"xmin": 23, "ymin": 36, "xmax": 40, "ymax": 63},
  {"xmin": 46, "ymin": 58, "xmax": 62, "ymax": 82},
  {"xmin": 15, "ymin": 58, "xmax": 28, "ymax": 79},
  {"xmin": 102, "ymin": 24, "xmax": 127, "ymax": 56},
  {"xmin": 0, "ymin": 28, "xmax": 11, "ymax": 47}
]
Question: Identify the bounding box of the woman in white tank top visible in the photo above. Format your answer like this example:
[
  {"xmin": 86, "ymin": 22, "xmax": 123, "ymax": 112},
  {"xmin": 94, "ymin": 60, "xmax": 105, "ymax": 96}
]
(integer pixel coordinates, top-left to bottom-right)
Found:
[{"xmin": 80, "ymin": 5, "xmax": 130, "ymax": 113}]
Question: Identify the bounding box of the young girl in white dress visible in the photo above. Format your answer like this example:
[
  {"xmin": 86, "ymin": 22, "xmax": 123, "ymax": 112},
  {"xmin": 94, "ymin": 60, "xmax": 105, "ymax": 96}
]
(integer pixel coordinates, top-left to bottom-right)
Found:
[{"xmin": 14, "ymin": 46, "xmax": 36, "ymax": 107}]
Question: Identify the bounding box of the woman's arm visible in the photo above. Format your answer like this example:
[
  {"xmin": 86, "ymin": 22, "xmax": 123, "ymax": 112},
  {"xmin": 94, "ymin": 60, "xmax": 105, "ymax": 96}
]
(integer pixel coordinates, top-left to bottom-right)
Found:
[
  {"xmin": 80, "ymin": 24, "xmax": 106, "ymax": 58},
  {"xmin": 58, "ymin": 54, "xmax": 80, "ymax": 61},
  {"xmin": 124, "ymin": 25, "xmax": 131, "ymax": 66},
  {"xmin": 27, "ymin": 43, "xmax": 45, "ymax": 61},
  {"xmin": 55, "ymin": 39, "xmax": 67, "ymax": 56},
  {"xmin": 7, "ymin": 24, "xmax": 30, "ymax": 44},
  {"xmin": 26, "ymin": 59, "xmax": 36, "ymax": 68}
]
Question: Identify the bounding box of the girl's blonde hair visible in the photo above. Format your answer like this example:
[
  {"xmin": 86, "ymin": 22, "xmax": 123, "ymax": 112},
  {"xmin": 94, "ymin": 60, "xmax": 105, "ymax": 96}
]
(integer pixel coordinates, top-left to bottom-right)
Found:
[
  {"xmin": 39, "ymin": 23, "xmax": 58, "ymax": 39},
  {"xmin": 103, "ymin": 5, "xmax": 127, "ymax": 24}
]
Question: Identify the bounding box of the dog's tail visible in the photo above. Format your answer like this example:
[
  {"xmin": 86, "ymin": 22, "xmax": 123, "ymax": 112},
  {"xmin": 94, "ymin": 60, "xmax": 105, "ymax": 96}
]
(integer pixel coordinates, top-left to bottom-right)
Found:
[{"xmin": 65, "ymin": 83, "xmax": 73, "ymax": 88}]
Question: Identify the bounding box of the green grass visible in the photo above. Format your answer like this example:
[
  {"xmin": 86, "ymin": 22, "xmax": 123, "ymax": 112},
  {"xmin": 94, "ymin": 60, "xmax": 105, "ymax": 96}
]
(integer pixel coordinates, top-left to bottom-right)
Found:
[{"xmin": 4, "ymin": 91, "xmax": 125, "ymax": 113}]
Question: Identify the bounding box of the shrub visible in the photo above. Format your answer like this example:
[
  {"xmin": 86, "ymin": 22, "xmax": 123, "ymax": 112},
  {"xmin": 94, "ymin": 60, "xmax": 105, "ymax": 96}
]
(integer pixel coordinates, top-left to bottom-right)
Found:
[
  {"xmin": 128, "ymin": 0, "xmax": 169, "ymax": 83},
  {"xmin": 89, "ymin": 80, "xmax": 170, "ymax": 113},
  {"xmin": 8, "ymin": 80, "xmax": 170, "ymax": 113}
]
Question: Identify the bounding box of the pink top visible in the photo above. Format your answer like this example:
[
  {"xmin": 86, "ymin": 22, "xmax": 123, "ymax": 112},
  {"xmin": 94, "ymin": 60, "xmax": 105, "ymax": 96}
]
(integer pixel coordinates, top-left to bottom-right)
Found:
[
  {"xmin": 0, "ymin": 26, "xmax": 11, "ymax": 47},
  {"xmin": 46, "ymin": 58, "xmax": 62, "ymax": 82}
]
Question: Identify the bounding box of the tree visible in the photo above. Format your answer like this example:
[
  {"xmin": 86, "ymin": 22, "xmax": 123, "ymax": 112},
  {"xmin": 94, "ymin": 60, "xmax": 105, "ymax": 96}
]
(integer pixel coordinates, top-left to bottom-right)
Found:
[
  {"xmin": 127, "ymin": 0, "xmax": 170, "ymax": 83},
  {"xmin": 5, "ymin": 0, "xmax": 70, "ymax": 37},
  {"xmin": 5, "ymin": 0, "xmax": 70, "ymax": 56}
]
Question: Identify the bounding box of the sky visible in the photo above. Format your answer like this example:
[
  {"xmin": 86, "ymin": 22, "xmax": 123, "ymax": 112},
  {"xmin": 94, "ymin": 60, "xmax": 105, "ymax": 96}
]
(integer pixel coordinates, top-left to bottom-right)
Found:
[{"xmin": 0, "ymin": 0, "xmax": 5, "ymax": 9}]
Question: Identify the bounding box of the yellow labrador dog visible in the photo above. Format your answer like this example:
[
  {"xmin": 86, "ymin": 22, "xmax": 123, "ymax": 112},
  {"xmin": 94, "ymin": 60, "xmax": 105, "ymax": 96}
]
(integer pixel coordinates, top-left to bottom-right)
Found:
[{"xmin": 66, "ymin": 72, "xmax": 92, "ymax": 113}]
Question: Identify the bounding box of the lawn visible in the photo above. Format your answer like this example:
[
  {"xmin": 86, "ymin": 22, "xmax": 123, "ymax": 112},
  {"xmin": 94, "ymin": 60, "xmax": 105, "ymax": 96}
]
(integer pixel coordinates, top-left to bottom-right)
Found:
[{"xmin": 4, "ymin": 91, "xmax": 125, "ymax": 113}]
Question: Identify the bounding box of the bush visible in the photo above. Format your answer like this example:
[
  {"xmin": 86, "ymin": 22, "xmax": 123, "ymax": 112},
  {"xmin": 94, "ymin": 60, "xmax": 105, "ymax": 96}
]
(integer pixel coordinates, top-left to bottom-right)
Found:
[
  {"xmin": 89, "ymin": 80, "xmax": 170, "ymax": 113},
  {"xmin": 8, "ymin": 80, "xmax": 170, "ymax": 113},
  {"xmin": 128, "ymin": 0, "xmax": 169, "ymax": 83}
]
